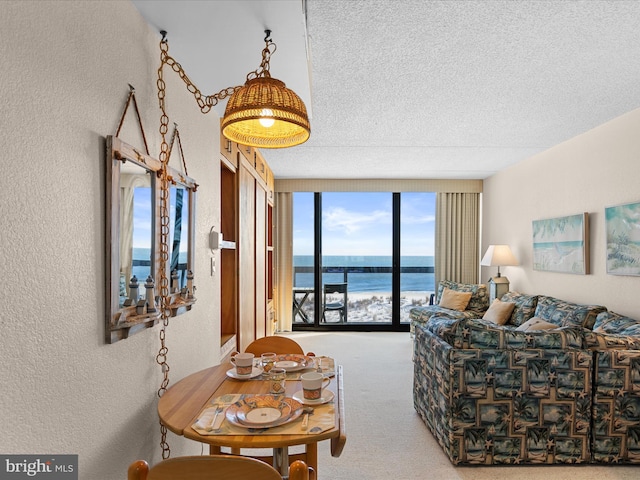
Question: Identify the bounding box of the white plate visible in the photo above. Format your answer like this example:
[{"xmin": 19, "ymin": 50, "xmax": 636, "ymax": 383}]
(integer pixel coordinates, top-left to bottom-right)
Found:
[
  {"xmin": 275, "ymin": 360, "xmax": 300, "ymax": 370},
  {"xmin": 226, "ymin": 396, "xmax": 303, "ymax": 429},
  {"xmin": 292, "ymin": 389, "xmax": 335, "ymax": 405},
  {"xmin": 273, "ymin": 354, "xmax": 315, "ymax": 372},
  {"xmin": 240, "ymin": 406, "xmax": 288, "ymax": 425},
  {"xmin": 226, "ymin": 366, "xmax": 263, "ymax": 380}
]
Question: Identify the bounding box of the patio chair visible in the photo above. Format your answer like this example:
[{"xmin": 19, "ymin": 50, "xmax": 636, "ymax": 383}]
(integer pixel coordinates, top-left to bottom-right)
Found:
[{"xmin": 321, "ymin": 283, "xmax": 347, "ymax": 323}]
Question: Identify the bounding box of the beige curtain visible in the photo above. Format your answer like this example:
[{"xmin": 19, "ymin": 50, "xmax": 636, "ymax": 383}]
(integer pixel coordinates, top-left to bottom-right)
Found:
[
  {"xmin": 435, "ymin": 192, "xmax": 481, "ymax": 289},
  {"xmin": 274, "ymin": 192, "xmax": 294, "ymax": 332},
  {"xmin": 119, "ymin": 173, "xmax": 151, "ymax": 294}
]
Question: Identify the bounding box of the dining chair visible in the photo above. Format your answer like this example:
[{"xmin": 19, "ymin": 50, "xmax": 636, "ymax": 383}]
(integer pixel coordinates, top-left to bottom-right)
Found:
[
  {"xmin": 321, "ymin": 283, "xmax": 348, "ymax": 323},
  {"xmin": 127, "ymin": 455, "xmax": 314, "ymax": 480},
  {"xmin": 244, "ymin": 335, "xmax": 308, "ymax": 356}
]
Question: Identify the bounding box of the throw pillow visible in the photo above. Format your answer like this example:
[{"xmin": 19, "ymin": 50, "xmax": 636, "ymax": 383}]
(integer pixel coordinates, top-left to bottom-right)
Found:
[
  {"xmin": 439, "ymin": 288, "xmax": 472, "ymax": 311},
  {"xmin": 482, "ymin": 299, "xmax": 516, "ymax": 325},
  {"xmin": 515, "ymin": 317, "xmax": 558, "ymax": 332}
]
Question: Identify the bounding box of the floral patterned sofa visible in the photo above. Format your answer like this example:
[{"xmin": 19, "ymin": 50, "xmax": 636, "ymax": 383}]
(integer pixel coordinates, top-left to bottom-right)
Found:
[
  {"xmin": 412, "ymin": 290, "xmax": 640, "ymax": 465},
  {"xmin": 409, "ymin": 280, "xmax": 489, "ymax": 336},
  {"xmin": 583, "ymin": 311, "xmax": 640, "ymax": 463}
]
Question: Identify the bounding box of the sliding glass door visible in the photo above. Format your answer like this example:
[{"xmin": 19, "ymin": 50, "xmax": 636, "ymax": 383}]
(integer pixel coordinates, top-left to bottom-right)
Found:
[
  {"xmin": 292, "ymin": 191, "xmax": 435, "ymax": 331},
  {"xmin": 321, "ymin": 192, "xmax": 393, "ymax": 325},
  {"xmin": 399, "ymin": 193, "xmax": 436, "ymax": 324}
]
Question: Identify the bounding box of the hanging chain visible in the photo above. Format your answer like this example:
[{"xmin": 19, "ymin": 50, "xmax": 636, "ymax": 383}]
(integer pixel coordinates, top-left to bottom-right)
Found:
[
  {"xmin": 157, "ymin": 30, "xmax": 277, "ymax": 117},
  {"xmin": 156, "ymin": 35, "xmax": 173, "ymax": 461},
  {"xmin": 153, "ymin": 30, "xmax": 277, "ymax": 460},
  {"xmin": 246, "ymin": 34, "xmax": 276, "ymax": 81},
  {"xmin": 159, "ymin": 33, "xmax": 240, "ymax": 114}
]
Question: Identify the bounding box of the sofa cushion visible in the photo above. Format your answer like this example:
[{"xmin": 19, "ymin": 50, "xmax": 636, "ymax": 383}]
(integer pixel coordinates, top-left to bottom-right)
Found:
[
  {"xmin": 584, "ymin": 311, "xmax": 640, "ymax": 351},
  {"xmin": 593, "ymin": 310, "xmax": 639, "ymax": 334},
  {"xmin": 422, "ymin": 316, "xmax": 462, "ymax": 345},
  {"xmin": 515, "ymin": 317, "xmax": 559, "ymax": 331},
  {"xmin": 482, "ymin": 298, "xmax": 515, "ymax": 325},
  {"xmin": 452, "ymin": 318, "xmax": 584, "ymax": 350},
  {"xmin": 498, "ymin": 291, "xmax": 538, "ymax": 326},
  {"xmin": 439, "ymin": 288, "xmax": 472, "ymax": 311},
  {"xmin": 410, "ymin": 304, "xmax": 474, "ymax": 326},
  {"xmin": 533, "ymin": 295, "xmax": 606, "ymax": 329},
  {"xmin": 436, "ymin": 280, "xmax": 489, "ymax": 313}
]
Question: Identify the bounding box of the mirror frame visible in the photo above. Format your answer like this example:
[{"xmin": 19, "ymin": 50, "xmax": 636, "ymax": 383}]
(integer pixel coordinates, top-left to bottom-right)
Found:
[
  {"xmin": 106, "ymin": 136, "xmax": 198, "ymax": 343},
  {"xmin": 106, "ymin": 136, "xmax": 162, "ymax": 343},
  {"xmin": 164, "ymin": 166, "xmax": 198, "ymax": 316}
]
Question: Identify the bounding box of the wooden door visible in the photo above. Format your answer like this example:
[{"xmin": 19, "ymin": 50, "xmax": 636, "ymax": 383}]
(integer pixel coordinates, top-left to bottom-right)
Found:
[
  {"xmin": 238, "ymin": 163, "xmax": 256, "ymax": 352},
  {"xmin": 255, "ymin": 181, "xmax": 267, "ymax": 339}
]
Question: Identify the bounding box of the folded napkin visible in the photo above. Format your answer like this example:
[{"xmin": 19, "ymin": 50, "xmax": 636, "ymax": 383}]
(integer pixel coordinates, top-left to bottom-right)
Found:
[{"xmin": 192, "ymin": 394, "xmax": 244, "ymax": 434}]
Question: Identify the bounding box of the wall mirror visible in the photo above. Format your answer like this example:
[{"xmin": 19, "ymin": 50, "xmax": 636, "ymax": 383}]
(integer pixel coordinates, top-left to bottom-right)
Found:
[
  {"xmin": 106, "ymin": 136, "xmax": 198, "ymax": 343},
  {"xmin": 164, "ymin": 167, "xmax": 197, "ymax": 316},
  {"xmin": 106, "ymin": 136, "xmax": 161, "ymax": 343}
]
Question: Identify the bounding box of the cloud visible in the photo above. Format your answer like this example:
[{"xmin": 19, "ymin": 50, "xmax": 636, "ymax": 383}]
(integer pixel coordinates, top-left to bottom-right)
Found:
[{"xmin": 322, "ymin": 207, "xmax": 391, "ymax": 234}]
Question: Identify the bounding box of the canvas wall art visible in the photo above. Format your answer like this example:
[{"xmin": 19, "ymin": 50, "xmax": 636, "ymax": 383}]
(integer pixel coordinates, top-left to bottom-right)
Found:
[
  {"xmin": 606, "ymin": 201, "xmax": 640, "ymax": 276},
  {"xmin": 532, "ymin": 213, "xmax": 589, "ymax": 274}
]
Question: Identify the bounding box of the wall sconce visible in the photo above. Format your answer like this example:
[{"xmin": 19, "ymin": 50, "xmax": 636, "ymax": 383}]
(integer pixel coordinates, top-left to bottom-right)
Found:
[
  {"xmin": 159, "ymin": 29, "xmax": 310, "ymax": 149},
  {"xmin": 481, "ymin": 245, "xmax": 519, "ymax": 302}
]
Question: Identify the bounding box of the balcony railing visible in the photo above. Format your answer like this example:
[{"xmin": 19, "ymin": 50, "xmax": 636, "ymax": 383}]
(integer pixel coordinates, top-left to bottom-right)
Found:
[{"xmin": 293, "ymin": 265, "xmax": 435, "ymax": 324}]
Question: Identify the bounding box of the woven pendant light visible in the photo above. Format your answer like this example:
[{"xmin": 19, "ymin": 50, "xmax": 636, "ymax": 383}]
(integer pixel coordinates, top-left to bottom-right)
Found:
[
  {"xmin": 221, "ymin": 30, "xmax": 310, "ymax": 149},
  {"xmin": 222, "ymin": 76, "xmax": 310, "ymax": 148},
  {"xmin": 157, "ymin": 30, "xmax": 309, "ymax": 149}
]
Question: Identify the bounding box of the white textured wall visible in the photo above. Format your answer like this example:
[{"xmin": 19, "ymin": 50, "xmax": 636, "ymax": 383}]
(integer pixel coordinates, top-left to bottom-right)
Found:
[
  {"xmin": 483, "ymin": 107, "xmax": 640, "ymax": 317},
  {"xmin": 0, "ymin": 1, "xmax": 221, "ymax": 478}
]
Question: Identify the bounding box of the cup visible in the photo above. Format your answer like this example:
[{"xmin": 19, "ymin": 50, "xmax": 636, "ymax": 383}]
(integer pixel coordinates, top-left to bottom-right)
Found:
[
  {"xmin": 269, "ymin": 367, "xmax": 287, "ymax": 395},
  {"xmin": 230, "ymin": 352, "xmax": 254, "ymax": 376},
  {"xmin": 301, "ymin": 372, "xmax": 331, "ymax": 400},
  {"xmin": 261, "ymin": 352, "xmax": 277, "ymax": 373}
]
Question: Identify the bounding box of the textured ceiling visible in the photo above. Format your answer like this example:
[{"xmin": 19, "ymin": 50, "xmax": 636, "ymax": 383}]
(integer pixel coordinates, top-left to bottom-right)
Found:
[{"xmin": 132, "ymin": 0, "xmax": 640, "ymax": 180}]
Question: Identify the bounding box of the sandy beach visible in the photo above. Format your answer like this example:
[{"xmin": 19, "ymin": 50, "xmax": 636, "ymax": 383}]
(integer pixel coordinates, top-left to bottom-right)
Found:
[{"xmin": 294, "ymin": 290, "xmax": 433, "ymax": 324}]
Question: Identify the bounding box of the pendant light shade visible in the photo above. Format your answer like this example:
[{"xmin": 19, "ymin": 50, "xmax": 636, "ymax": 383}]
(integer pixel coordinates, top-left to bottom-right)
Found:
[
  {"xmin": 221, "ymin": 76, "xmax": 310, "ymax": 148},
  {"xmin": 157, "ymin": 29, "xmax": 310, "ymax": 150}
]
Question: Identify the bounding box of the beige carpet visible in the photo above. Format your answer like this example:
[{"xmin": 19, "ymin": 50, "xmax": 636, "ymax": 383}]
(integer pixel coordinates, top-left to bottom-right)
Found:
[{"xmin": 284, "ymin": 331, "xmax": 639, "ymax": 480}]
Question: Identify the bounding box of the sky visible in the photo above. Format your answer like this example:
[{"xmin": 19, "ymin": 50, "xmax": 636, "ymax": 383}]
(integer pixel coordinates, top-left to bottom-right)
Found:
[
  {"xmin": 293, "ymin": 192, "xmax": 436, "ymax": 257},
  {"xmin": 133, "ymin": 186, "xmax": 189, "ymax": 253}
]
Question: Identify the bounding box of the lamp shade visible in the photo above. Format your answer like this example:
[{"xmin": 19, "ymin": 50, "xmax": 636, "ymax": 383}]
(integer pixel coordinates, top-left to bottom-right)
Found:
[
  {"xmin": 481, "ymin": 245, "xmax": 518, "ymax": 267},
  {"xmin": 221, "ymin": 77, "xmax": 310, "ymax": 149}
]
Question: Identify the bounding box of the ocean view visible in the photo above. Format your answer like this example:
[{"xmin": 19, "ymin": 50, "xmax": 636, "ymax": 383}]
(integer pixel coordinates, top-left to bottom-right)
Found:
[
  {"xmin": 129, "ymin": 250, "xmax": 433, "ymax": 323},
  {"xmin": 293, "ymin": 255, "xmax": 435, "ymax": 293},
  {"xmin": 131, "ymin": 247, "xmax": 187, "ymax": 281}
]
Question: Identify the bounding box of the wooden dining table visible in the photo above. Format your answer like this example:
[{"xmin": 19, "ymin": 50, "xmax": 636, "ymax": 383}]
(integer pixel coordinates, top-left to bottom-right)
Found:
[{"xmin": 157, "ymin": 358, "xmax": 346, "ymax": 476}]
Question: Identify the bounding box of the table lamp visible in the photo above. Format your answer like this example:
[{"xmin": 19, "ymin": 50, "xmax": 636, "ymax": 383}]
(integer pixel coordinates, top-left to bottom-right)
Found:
[{"xmin": 481, "ymin": 245, "xmax": 519, "ymax": 302}]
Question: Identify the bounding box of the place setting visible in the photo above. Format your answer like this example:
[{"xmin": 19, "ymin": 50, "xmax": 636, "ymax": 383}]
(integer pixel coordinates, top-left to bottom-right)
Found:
[
  {"xmin": 192, "ymin": 360, "xmax": 337, "ymax": 436},
  {"xmin": 224, "ymin": 395, "xmax": 304, "ymax": 430},
  {"xmin": 191, "ymin": 392, "xmax": 335, "ymax": 436},
  {"xmin": 225, "ymin": 352, "xmax": 324, "ymax": 381}
]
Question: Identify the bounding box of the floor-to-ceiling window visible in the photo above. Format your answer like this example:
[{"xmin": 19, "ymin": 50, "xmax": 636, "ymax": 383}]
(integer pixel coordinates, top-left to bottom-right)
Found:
[
  {"xmin": 292, "ymin": 191, "xmax": 435, "ymax": 331},
  {"xmin": 292, "ymin": 192, "xmax": 316, "ymax": 325},
  {"xmin": 399, "ymin": 192, "xmax": 436, "ymax": 324}
]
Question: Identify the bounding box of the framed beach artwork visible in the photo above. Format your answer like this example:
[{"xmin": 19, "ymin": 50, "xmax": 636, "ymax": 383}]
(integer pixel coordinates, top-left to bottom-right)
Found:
[
  {"xmin": 532, "ymin": 213, "xmax": 589, "ymax": 274},
  {"xmin": 605, "ymin": 200, "xmax": 640, "ymax": 276}
]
